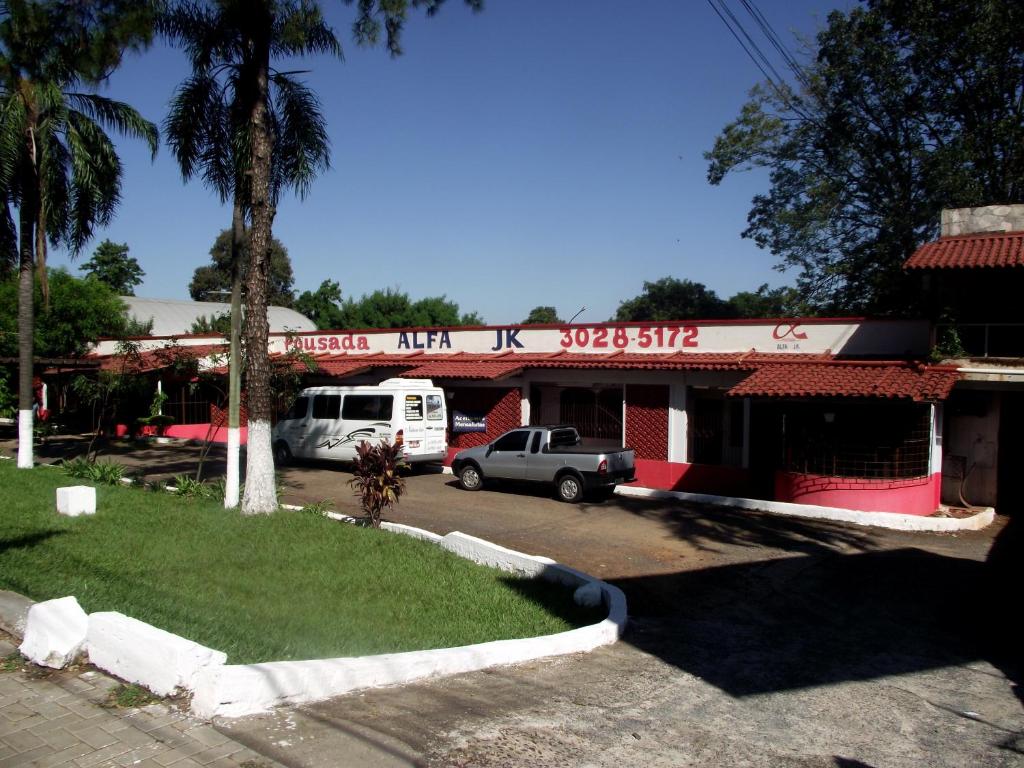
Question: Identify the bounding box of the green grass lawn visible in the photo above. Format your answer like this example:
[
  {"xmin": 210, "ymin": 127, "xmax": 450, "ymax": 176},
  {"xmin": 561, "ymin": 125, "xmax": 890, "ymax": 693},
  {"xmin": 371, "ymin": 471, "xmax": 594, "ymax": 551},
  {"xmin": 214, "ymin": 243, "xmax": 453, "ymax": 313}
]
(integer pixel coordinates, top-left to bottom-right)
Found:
[{"xmin": 0, "ymin": 461, "xmax": 603, "ymax": 663}]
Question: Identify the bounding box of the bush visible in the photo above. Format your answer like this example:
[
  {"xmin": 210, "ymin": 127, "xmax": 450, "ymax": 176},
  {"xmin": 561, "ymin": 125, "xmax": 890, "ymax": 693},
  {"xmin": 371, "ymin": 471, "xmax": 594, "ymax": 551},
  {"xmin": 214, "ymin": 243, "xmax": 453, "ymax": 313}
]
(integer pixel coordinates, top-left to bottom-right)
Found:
[
  {"xmin": 62, "ymin": 457, "xmax": 127, "ymax": 486},
  {"xmin": 349, "ymin": 440, "xmax": 406, "ymax": 528}
]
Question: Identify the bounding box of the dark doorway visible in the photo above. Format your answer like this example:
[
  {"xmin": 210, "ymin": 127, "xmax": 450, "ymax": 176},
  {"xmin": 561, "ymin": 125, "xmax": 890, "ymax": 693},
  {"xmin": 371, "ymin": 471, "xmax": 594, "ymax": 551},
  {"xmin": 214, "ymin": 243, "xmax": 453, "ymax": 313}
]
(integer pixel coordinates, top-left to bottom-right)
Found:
[{"xmin": 997, "ymin": 393, "xmax": 1024, "ymax": 516}]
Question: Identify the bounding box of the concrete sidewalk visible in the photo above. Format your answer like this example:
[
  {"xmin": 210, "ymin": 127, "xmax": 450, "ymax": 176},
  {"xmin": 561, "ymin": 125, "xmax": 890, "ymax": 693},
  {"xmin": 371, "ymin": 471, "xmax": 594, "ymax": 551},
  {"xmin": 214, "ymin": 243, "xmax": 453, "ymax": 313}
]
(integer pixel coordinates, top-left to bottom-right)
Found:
[{"xmin": 0, "ymin": 634, "xmax": 283, "ymax": 768}]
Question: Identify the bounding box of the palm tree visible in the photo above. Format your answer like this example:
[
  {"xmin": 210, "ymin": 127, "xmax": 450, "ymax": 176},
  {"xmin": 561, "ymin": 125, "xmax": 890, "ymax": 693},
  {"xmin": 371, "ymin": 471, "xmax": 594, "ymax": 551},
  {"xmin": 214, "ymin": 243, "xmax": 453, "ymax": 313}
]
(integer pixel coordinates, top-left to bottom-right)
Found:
[
  {"xmin": 164, "ymin": 0, "xmax": 479, "ymax": 514},
  {"xmin": 0, "ymin": 0, "xmax": 158, "ymax": 468},
  {"xmin": 161, "ymin": 0, "xmax": 336, "ymax": 509}
]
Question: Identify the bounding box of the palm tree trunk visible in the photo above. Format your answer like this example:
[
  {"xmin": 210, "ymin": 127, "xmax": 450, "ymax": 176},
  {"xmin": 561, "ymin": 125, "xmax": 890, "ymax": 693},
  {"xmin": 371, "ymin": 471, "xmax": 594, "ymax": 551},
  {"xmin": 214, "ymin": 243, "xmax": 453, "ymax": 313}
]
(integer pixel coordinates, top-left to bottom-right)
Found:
[
  {"xmin": 241, "ymin": 9, "xmax": 277, "ymax": 515},
  {"xmin": 225, "ymin": 199, "xmax": 244, "ymax": 509},
  {"xmin": 16, "ymin": 121, "xmax": 38, "ymax": 469}
]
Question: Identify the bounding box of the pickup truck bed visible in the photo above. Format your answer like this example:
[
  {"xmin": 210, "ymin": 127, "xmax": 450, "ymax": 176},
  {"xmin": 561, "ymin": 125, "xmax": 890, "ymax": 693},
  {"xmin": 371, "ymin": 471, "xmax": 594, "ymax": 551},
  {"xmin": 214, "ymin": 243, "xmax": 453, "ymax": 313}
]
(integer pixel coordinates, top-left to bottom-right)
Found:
[{"xmin": 451, "ymin": 425, "xmax": 636, "ymax": 503}]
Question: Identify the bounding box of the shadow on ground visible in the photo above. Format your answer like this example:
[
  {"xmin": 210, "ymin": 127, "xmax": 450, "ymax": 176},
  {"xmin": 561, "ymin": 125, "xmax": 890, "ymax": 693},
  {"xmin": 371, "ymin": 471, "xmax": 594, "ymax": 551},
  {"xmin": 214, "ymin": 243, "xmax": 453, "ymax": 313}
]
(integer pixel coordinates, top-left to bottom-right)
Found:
[{"xmin": 610, "ymin": 514, "xmax": 1021, "ymax": 707}]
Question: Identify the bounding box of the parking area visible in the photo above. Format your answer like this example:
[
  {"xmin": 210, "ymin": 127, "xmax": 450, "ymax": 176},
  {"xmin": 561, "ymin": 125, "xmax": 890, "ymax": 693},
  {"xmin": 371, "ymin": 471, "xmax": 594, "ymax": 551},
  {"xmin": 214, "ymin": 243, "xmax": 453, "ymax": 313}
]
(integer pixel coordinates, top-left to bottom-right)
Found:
[{"xmin": 5, "ymin": 436, "xmax": 1022, "ymax": 766}]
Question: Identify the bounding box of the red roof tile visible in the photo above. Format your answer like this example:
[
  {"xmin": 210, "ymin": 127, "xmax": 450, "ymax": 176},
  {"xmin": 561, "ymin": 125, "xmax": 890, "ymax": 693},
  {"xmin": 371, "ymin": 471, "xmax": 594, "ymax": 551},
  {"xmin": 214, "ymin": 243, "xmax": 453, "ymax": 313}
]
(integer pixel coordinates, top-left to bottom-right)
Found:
[
  {"xmin": 905, "ymin": 231, "xmax": 1024, "ymax": 269},
  {"xmin": 95, "ymin": 344, "xmax": 226, "ymax": 373},
  {"xmin": 400, "ymin": 361, "xmax": 525, "ymax": 380},
  {"xmin": 728, "ymin": 363, "xmax": 960, "ymax": 401}
]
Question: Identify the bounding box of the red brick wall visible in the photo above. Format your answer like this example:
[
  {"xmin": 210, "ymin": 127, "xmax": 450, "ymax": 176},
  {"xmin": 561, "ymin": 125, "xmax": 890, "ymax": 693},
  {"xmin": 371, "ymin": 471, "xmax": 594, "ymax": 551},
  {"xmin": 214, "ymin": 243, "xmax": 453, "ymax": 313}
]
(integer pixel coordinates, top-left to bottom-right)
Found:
[
  {"xmin": 625, "ymin": 385, "xmax": 669, "ymax": 461},
  {"xmin": 449, "ymin": 387, "xmax": 522, "ymax": 450}
]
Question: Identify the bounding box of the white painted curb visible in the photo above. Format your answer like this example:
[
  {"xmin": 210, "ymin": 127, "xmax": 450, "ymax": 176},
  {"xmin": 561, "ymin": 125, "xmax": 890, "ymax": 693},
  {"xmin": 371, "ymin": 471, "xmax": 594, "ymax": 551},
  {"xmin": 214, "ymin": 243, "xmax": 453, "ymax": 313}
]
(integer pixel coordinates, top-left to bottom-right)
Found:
[
  {"xmin": 615, "ymin": 485, "xmax": 995, "ymax": 532},
  {"xmin": 190, "ymin": 527, "xmax": 626, "ymax": 718},
  {"xmin": 442, "ymin": 462, "xmax": 993, "ymax": 531}
]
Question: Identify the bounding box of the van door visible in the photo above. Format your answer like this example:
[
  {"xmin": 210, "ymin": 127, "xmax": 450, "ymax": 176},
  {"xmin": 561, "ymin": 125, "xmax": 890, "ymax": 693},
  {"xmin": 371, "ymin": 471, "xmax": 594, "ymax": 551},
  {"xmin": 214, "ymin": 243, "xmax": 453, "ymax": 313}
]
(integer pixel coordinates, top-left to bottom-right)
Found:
[
  {"xmin": 276, "ymin": 396, "xmax": 310, "ymax": 458},
  {"xmin": 424, "ymin": 392, "xmax": 447, "ymax": 456},
  {"xmin": 307, "ymin": 393, "xmax": 342, "ymax": 460},
  {"xmin": 332, "ymin": 393, "xmax": 395, "ymax": 459},
  {"xmin": 401, "ymin": 394, "xmax": 427, "ymax": 456}
]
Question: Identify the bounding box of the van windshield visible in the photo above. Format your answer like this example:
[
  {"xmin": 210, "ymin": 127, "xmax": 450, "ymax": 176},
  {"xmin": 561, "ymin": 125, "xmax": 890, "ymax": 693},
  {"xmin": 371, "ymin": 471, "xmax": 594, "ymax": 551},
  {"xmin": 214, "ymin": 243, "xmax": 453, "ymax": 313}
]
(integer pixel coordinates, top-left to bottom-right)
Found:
[{"xmin": 283, "ymin": 397, "xmax": 308, "ymax": 421}]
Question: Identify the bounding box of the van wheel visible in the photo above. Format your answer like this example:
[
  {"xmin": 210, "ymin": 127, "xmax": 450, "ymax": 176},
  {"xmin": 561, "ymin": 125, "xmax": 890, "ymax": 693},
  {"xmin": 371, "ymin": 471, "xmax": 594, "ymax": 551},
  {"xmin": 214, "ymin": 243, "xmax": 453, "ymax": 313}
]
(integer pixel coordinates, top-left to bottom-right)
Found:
[
  {"xmin": 557, "ymin": 473, "xmax": 584, "ymax": 503},
  {"xmin": 273, "ymin": 441, "xmax": 293, "ymax": 466},
  {"xmin": 458, "ymin": 465, "xmax": 483, "ymax": 492}
]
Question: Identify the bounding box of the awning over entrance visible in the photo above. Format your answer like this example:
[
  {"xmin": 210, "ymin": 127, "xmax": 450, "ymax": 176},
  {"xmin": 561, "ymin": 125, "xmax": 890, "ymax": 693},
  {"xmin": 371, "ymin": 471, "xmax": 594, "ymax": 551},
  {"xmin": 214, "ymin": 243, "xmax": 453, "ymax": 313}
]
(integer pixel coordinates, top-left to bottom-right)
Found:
[
  {"xmin": 905, "ymin": 230, "xmax": 1024, "ymax": 270},
  {"xmin": 727, "ymin": 362, "xmax": 960, "ymax": 402}
]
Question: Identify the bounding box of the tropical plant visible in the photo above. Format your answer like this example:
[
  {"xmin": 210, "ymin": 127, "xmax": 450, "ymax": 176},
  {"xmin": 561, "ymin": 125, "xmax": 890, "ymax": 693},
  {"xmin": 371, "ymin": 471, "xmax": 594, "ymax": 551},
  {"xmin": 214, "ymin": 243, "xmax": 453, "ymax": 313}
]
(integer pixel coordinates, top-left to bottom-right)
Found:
[
  {"xmin": 62, "ymin": 456, "xmax": 127, "ymax": 485},
  {"xmin": 0, "ymin": 0, "xmax": 158, "ymax": 469},
  {"xmin": 161, "ymin": 0, "xmax": 338, "ymax": 512},
  {"xmin": 164, "ymin": 0, "xmax": 480, "ymax": 515},
  {"xmin": 349, "ymin": 439, "xmax": 406, "ymax": 528}
]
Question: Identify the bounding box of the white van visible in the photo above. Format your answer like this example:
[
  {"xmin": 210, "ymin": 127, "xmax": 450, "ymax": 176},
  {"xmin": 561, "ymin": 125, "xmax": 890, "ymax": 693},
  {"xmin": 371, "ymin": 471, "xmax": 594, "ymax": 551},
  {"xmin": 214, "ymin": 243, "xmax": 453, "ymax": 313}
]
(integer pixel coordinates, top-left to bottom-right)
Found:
[{"xmin": 272, "ymin": 378, "xmax": 448, "ymax": 465}]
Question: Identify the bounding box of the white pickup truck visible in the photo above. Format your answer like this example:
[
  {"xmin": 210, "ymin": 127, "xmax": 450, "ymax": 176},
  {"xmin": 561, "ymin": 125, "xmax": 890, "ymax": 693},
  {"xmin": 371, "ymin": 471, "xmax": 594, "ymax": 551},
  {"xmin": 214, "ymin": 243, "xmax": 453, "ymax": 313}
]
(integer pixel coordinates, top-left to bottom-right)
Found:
[{"xmin": 450, "ymin": 425, "xmax": 636, "ymax": 503}]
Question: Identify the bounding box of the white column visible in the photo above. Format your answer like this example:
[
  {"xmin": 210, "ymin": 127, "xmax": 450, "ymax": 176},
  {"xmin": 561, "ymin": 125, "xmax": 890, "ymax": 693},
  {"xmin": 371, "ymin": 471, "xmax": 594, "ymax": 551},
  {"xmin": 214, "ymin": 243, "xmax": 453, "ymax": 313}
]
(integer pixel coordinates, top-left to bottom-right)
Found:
[
  {"xmin": 741, "ymin": 398, "xmax": 751, "ymax": 469},
  {"xmin": 520, "ymin": 384, "xmax": 530, "ymax": 426},
  {"xmin": 41, "ymin": 383, "xmax": 48, "ymax": 411},
  {"xmin": 930, "ymin": 403, "xmax": 943, "ymax": 477},
  {"xmin": 668, "ymin": 382, "xmax": 688, "ymax": 463},
  {"xmin": 156, "ymin": 379, "xmax": 163, "ymax": 414}
]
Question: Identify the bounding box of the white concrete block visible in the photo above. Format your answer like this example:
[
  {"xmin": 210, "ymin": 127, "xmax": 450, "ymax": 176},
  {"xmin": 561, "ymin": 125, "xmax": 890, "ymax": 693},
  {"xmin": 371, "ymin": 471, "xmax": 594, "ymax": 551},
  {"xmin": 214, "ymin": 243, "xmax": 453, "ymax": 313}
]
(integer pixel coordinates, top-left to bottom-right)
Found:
[
  {"xmin": 19, "ymin": 596, "xmax": 89, "ymax": 669},
  {"xmin": 56, "ymin": 486, "xmax": 96, "ymax": 516},
  {"xmin": 87, "ymin": 612, "xmax": 227, "ymax": 697},
  {"xmin": 573, "ymin": 581, "xmax": 604, "ymax": 608}
]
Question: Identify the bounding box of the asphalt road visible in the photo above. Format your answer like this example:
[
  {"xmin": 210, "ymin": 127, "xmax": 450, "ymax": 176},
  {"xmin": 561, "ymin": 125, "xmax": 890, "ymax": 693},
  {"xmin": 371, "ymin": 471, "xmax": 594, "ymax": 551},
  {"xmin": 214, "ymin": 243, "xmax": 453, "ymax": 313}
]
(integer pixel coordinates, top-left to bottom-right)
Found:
[{"xmin": 7, "ymin": 436, "xmax": 1023, "ymax": 767}]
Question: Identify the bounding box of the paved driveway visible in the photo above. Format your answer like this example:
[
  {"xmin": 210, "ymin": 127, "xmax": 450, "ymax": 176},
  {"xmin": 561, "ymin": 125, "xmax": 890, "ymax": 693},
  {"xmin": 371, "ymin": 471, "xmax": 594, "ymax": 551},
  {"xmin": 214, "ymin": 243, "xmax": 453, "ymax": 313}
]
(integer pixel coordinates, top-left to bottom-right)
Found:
[{"xmin": 6, "ymin": 438, "xmax": 1023, "ymax": 766}]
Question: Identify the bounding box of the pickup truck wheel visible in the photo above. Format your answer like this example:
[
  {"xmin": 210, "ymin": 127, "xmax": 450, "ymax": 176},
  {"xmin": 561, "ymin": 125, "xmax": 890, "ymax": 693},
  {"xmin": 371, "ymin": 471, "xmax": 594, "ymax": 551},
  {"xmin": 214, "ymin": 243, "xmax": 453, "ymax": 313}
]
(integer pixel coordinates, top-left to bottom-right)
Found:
[
  {"xmin": 458, "ymin": 464, "xmax": 484, "ymax": 492},
  {"xmin": 557, "ymin": 473, "xmax": 584, "ymax": 503}
]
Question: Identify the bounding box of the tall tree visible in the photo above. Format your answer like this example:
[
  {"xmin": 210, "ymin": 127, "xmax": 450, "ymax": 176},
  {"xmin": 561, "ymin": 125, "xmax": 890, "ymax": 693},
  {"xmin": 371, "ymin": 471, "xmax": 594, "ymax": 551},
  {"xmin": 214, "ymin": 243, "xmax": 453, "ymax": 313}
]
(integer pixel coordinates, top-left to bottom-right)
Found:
[
  {"xmin": 706, "ymin": 0, "xmax": 1024, "ymax": 314},
  {"xmin": 162, "ymin": 0, "xmax": 336, "ymax": 509},
  {"xmin": 166, "ymin": 0, "xmax": 480, "ymax": 514},
  {"xmin": 0, "ymin": 0, "xmax": 158, "ymax": 468},
  {"xmin": 294, "ymin": 279, "xmax": 343, "ymax": 329},
  {"xmin": 81, "ymin": 239, "xmax": 144, "ymax": 295},
  {"xmin": 522, "ymin": 306, "xmax": 562, "ymax": 324},
  {"xmin": 188, "ymin": 229, "xmax": 296, "ymax": 307},
  {"xmin": 614, "ymin": 277, "xmax": 731, "ymax": 322}
]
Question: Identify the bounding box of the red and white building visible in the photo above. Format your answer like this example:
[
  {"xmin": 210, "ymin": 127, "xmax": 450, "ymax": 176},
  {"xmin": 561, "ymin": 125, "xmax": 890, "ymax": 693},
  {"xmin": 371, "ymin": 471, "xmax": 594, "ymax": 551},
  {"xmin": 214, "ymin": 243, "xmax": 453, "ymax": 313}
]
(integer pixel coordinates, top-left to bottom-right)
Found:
[{"xmin": 82, "ymin": 205, "xmax": 1023, "ymax": 521}]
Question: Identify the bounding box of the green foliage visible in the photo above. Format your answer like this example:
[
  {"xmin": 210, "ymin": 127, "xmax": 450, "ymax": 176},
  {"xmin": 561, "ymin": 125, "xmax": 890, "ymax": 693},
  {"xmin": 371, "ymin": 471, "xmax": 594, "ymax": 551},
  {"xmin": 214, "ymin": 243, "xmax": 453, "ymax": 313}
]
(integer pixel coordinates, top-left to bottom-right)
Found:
[
  {"xmin": 188, "ymin": 229, "xmax": 295, "ymax": 307},
  {"xmin": 294, "ymin": 279, "xmax": 343, "ymax": 329},
  {"xmin": 614, "ymin": 277, "xmax": 732, "ymax": 322},
  {"xmin": 0, "ymin": 368, "xmax": 13, "ymax": 418},
  {"xmin": 705, "ymin": 0, "xmax": 1024, "ymax": 314},
  {"xmin": 931, "ymin": 326, "xmax": 968, "ymax": 362},
  {"xmin": 0, "ymin": 269, "xmax": 138, "ymax": 358},
  {"xmin": 81, "ymin": 240, "xmax": 144, "ymax": 295},
  {"xmin": 104, "ymin": 683, "xmax": 157, "ymax": 709},
  {"xmin": 0, "ymin": 652, "xmax": 22, "ymax": 672},
  {"xmin": 349, "ymin": 439, "xmax": 406, "ymax": 528},
  {"xmin": 522, "ymin": 306, "xmax": 562, "ymax": 324},
  {"xmin": 62, "ymin": 457, "xmax": 127, "ymax": 485},
  {"xmin": 299, "ymin": 499, "xmax": 334, "ymax": 517},
  {"xmin": 169, "ymin": 473, "xmax": 216, "ymax": 499},
  {"xmin": 726, "ymin": 284, "xmax": 803, "ymax": 319},
  {"xmin": 336, "ymin": 287, "xmax": 483, "ymax": 329},
  {"xmin": 190, "ymin": 312, "xmax": 233, "ymax": 335}
]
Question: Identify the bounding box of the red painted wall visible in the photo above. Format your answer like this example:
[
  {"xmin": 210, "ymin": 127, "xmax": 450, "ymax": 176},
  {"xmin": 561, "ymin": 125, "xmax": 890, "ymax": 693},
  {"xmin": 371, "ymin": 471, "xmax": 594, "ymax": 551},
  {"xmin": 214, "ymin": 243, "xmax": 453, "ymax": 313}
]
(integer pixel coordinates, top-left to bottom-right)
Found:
[
  {"xmin": 774, "ymin": 471, "xmax": 941, "ymax": 516},
  {"xmin": 115, "ymin": 423, "xmax": 248, "ymax": 444},
  {"xmin": 629, "ymin": 458, "xmax": 754, "ymax": 497}
]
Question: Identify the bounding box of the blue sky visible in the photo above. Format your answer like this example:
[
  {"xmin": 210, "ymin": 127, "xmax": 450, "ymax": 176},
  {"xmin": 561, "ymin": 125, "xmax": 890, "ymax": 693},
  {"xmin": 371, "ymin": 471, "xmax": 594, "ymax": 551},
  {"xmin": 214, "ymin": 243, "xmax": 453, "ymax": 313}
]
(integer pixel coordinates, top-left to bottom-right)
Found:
[{"xmin": 47, "ymin": 0, "xmax": 850, "ymax": 325}]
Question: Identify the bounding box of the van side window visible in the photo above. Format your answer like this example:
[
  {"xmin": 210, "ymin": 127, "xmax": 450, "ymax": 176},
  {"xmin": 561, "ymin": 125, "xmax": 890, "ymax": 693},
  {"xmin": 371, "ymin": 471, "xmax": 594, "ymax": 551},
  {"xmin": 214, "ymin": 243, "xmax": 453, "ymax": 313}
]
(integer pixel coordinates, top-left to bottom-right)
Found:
[
  {"xmin": 493, "ymin": 430, "xmax": 529, "ymax": 452},
  {"xmin": 404, "ymin": 395, "xmax": 423, "ymax": 420},
  {"xmin": 425, "ymin": 394, "xmax": 443, "ymax": 420},
  {"xmin": 530, "ymin": 431, "xmax": 542, "ymax": 454},
  {"xmin": 342, "ymin": 395, "xmax": 393, "ymax": 421},
  {"xmin": 312, "ymin": 395, "xmax": 340, "ymax": 420},
  {"xmin": 283, "ymin": 397, "xmax": 308, "ymax": 421}
]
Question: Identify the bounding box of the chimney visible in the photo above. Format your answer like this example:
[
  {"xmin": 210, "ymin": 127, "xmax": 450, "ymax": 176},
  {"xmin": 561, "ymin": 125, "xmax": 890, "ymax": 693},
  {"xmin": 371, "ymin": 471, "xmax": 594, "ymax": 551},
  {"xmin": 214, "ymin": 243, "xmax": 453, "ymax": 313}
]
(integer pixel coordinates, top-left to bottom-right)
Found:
[{"xmin": 941, "ymin": 204, "xmax": 1024, "ymax": 236}]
